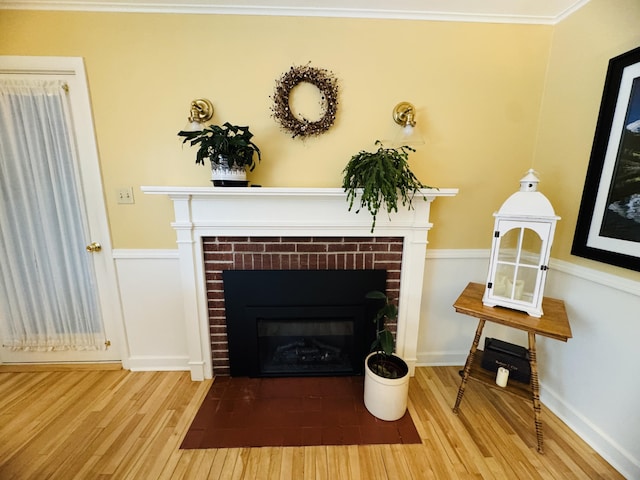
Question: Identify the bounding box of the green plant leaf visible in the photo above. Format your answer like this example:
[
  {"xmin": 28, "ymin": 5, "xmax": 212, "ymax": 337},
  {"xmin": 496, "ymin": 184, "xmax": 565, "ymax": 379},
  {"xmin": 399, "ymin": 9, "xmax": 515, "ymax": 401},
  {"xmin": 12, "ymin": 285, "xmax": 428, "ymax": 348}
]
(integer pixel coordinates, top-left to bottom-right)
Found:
[
  {"xmin": 379, "ymin": 330, "xmax": 394, "ymax": 356},
  {"xmin": 342, "ymin": 140, "xmax": 432, "ymax": 233},
  {"xmin": 177, "ymin": 123, "xmax": 261, "ymax": 169},
  {"xmin": 365, "ymin": 290, "xmax": 387, "ymax": 300}
]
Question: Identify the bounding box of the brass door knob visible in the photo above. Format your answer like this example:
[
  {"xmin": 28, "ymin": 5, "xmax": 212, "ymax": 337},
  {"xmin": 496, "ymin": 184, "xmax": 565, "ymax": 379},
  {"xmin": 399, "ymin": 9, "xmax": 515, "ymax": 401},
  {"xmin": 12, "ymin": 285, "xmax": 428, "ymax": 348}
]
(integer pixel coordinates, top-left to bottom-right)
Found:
[{"xmin": 86, "ymin": 242, "xmax": 102, "ymax": 253}]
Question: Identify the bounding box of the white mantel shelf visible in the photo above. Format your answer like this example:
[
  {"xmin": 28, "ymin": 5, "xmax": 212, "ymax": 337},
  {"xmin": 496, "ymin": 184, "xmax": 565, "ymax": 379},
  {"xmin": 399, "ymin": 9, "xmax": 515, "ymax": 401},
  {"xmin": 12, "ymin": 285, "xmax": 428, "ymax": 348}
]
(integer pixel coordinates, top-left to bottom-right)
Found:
[
  {"xmin": 142, "ymin": 186, "xmax": 458, "ymax": 380},
  {"xmin": 141, "ymin": 186, "xmax": 457, "ymax": 197}
]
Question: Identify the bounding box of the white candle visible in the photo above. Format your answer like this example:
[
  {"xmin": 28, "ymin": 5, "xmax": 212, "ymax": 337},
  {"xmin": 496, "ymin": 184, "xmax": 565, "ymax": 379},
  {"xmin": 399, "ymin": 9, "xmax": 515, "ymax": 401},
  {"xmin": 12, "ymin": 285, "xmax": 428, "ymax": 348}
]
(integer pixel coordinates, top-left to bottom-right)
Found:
[{"xmin": 496, "ymin": 367, "xmax": 509, "ymax": 387}]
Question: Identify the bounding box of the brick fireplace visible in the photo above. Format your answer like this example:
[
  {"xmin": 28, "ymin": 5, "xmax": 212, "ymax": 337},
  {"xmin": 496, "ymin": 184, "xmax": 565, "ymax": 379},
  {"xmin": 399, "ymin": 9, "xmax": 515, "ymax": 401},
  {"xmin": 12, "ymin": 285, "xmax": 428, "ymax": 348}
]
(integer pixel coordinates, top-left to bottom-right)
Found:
[
  {"xmin": 142, "ymin": 186, "xmax": 457, "ymax": 380},
  {"xmin": 203, "ymin": 235, "xmax": 403, "ymax": 375}
]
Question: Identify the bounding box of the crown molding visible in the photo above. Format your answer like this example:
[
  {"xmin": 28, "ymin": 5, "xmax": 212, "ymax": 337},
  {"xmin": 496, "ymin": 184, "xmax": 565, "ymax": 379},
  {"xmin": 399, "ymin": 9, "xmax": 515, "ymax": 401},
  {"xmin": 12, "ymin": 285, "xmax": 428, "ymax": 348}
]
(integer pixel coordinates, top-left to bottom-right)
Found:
[{"xmin": 0, "ymin": 0, "xmax": 590, "ymax": 25}]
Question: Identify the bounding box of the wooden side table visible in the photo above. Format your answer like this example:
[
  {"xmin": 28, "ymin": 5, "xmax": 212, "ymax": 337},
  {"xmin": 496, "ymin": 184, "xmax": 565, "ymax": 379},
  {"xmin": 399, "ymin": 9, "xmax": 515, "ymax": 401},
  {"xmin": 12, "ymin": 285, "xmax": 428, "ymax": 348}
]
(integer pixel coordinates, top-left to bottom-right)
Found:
[{"xmin": 452, "ymin": 282, "xmax": 572, "ymax": 453}]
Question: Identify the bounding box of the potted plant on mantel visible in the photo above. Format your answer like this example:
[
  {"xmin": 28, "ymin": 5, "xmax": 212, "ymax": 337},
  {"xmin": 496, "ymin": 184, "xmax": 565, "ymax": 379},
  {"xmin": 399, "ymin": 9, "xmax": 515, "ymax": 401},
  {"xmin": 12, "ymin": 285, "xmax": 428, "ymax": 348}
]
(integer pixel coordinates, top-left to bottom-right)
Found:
[
  {"xmin": 342, "ymin": 140, "xmax": 433, "ymax": 233},
  {"xmin": 363, "ymin": 290, "xmax": 410, "ymax": 421},
  {"xmin": 178, "ymin": 122, "xmax": 261, "ymax": 186}
]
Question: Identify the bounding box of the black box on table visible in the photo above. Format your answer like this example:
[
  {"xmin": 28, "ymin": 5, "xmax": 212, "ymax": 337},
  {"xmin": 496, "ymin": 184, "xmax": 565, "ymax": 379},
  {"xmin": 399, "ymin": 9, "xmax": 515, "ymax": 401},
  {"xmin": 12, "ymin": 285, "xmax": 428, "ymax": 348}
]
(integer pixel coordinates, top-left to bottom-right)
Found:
[{"xmin": 481, "ymin": 337, "xmax": 531, "ymax": 384}]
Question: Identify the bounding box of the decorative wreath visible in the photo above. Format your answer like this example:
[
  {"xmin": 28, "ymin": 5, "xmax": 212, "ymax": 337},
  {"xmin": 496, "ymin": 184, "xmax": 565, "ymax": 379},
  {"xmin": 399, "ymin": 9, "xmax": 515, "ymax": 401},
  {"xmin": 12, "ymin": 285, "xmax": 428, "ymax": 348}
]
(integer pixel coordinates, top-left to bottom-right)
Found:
[{"xmin": 271, "ymin": 64, "xmax": 339, "ymax": 138}]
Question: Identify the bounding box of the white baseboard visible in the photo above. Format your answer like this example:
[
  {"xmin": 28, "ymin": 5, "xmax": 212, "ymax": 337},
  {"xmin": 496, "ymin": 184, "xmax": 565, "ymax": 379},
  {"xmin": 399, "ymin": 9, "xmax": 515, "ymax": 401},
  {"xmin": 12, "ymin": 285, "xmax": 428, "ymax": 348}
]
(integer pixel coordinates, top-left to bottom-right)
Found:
[
  {"xmin": 541, "ymin": 384, "xmax": 640, "ymax": 480},
  {"xmin": 127, "ymin": 355, "xmax": 190, "ymax": 372},
  {"xmin": 416, "ymin": 351, "xmax": 467, "ymax": 366}
]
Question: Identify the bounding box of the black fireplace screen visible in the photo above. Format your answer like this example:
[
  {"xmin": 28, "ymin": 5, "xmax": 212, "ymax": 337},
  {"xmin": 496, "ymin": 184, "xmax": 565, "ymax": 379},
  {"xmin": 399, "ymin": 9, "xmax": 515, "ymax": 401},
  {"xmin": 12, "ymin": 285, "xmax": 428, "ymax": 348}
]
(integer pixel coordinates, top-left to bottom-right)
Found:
[{"xmin": 223, "ymin": 270, "xmax": 386, "ymax": 377}]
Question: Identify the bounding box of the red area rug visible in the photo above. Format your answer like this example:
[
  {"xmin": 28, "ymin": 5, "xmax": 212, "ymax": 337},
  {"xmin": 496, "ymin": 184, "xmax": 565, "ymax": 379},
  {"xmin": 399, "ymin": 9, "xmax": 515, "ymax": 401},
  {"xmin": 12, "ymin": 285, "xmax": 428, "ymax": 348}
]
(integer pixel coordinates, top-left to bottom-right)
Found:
[{"xmin": 180, "ymin": 376, "xmax": 421, "ymax": 449}]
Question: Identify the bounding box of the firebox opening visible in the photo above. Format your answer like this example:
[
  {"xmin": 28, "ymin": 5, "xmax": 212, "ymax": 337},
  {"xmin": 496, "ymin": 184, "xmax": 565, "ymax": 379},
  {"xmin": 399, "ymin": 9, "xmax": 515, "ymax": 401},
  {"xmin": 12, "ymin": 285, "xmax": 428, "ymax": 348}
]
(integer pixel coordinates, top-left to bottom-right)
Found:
[
  {"xmin": 223, "ymin": 270, "xmax": 387, "ymax": 377},
  {"xmin": 256, "ymin": 310, "xmax": 358, "ymax": 376}
]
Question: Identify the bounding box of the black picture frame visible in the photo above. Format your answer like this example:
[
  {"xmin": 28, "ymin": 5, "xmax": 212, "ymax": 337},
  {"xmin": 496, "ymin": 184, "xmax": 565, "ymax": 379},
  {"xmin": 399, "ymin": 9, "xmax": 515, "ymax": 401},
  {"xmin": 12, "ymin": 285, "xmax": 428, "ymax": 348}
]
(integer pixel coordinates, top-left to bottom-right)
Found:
[{"xmin": 572, "ymin": 46, "xmax": 640, "ymax": 272}]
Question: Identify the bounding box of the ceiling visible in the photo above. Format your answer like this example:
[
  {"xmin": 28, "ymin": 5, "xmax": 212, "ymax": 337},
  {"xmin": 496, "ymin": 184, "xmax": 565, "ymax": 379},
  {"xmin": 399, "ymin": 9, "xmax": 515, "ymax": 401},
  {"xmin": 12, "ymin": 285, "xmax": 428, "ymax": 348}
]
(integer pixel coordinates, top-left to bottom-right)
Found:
[{"xmin": 0, "ymin": 0, "xmax": 591, "ymax": 24}]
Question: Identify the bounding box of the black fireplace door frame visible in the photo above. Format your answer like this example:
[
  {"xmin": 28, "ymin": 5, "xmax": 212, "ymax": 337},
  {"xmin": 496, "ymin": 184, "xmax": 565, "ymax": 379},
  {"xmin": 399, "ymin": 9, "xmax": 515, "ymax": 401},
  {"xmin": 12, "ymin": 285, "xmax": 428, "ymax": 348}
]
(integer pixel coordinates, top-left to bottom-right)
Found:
[{"xmin": 223, "ymin": 269, "xmax": 386, "ymax": 377}]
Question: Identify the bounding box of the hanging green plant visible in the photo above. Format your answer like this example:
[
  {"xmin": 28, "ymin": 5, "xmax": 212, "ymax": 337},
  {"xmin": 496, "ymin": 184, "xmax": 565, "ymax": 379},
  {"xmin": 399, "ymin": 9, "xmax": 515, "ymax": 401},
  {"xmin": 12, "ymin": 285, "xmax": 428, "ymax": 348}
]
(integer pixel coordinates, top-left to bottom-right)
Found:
[
  {"xmin": 270, "ymin": 63, "xmax": 339, "ymax": 138},
  {"xmin": 342, "ymin": 141, "xmax": 433, "ymax": 232}
]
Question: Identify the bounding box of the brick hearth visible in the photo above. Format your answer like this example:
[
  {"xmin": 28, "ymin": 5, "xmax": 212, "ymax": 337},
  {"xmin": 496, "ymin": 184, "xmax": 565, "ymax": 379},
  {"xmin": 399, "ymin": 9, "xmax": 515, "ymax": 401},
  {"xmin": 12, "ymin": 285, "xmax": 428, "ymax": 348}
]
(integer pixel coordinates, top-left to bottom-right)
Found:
[{"xmin": 203, "ymin": 236, "xmax": 404, "ymax": 376}]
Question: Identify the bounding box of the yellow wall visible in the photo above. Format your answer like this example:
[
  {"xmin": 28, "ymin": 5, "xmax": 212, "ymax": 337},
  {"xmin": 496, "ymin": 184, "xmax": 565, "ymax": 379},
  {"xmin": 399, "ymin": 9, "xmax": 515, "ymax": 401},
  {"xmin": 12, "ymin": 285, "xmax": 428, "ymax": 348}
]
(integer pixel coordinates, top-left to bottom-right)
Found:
[
  {"xmin": 3, "ymin": 3, "xmax": 640, "ymax": 283},
  {"xmin": 534, "ymin": 0, "xmax": 640, "ymax": 281},
  {"xmin": 0, "ymin": 10, "xmax": 552, "ymax": 249}
]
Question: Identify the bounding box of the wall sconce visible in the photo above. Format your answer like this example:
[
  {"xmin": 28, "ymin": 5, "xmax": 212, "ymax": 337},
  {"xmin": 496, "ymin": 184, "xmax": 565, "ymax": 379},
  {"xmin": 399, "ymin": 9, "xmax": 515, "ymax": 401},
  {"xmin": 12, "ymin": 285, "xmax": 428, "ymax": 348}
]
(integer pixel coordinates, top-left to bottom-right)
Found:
[
  {"xmin": 183, "ymin": 98, "xmax": 214, "ymax": 132},
  {"xmin": 392, "ymin": 101, "xmax": 425, "ymax": 146}
]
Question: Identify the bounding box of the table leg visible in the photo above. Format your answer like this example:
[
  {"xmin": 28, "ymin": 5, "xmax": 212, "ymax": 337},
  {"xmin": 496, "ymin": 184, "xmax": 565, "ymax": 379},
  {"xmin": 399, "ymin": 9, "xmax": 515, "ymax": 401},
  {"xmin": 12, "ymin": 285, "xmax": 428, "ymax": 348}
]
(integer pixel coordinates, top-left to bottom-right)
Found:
[
  {"xmin": 453, "ymin": 319, "xmax": 485, "ymax": 414},
  {"xmin": 528, "ymin": 332, "xmax": 544, "ymax": 454}
]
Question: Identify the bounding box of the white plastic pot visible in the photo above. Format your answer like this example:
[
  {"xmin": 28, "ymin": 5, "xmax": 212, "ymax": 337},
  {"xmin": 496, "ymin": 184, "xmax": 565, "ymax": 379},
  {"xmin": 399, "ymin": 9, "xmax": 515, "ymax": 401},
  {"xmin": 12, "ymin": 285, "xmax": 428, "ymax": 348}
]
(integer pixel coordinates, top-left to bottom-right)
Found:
[{"xmin": 363, "ymin": 352, "xmax": 410, "ymax": 421}]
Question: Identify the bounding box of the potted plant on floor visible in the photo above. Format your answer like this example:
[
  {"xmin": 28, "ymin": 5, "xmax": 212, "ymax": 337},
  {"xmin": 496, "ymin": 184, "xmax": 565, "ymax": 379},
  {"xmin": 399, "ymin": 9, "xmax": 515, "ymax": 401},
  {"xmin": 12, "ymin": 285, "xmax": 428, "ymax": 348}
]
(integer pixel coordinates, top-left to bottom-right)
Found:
[
  {"xmin": 363, "ymin": 290, "xmax": 410, "ymax": 421},
  {"xmin": 342, "ymin": 141, "xmax": 432, "ymax": 232},
  {"xmin": 178, "ymin": 122, "xmax": 261, "ymax": 186}
]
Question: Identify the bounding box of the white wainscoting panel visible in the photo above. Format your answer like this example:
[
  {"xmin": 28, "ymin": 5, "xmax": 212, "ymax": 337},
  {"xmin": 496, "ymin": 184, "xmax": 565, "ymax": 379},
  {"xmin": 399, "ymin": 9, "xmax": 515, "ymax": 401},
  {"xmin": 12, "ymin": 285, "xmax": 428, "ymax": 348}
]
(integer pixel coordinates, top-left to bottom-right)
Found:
[
  {"xmin": 113, "ymin": 250, "xmax": 189, "ymax": 371},
  {"xmin": 418, "ymin": 251, "xmax": 639, "ymax": 480},
  {"xmin": 418, "ymin": 249, "xmax": 530, "ymax": 366},
  {"xmin": 540, "ymin": 263, "xmax": 640, "ymax": 480}
]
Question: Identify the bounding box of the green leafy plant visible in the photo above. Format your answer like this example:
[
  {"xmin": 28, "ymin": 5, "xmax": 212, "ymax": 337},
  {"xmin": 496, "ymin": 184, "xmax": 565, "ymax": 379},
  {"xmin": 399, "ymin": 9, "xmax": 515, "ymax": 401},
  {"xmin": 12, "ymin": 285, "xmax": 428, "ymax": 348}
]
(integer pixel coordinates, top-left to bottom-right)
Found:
[
  {"xmin": 366, "ymin": 290, "xmax": 407, "ymax": 379},
  {"xmin": 178, "ymin": 122, "xmax": 261, "ymax": 170},
  {"xmin": 342, "ymin": 141, "xmax": 431, "ymax": 232}
]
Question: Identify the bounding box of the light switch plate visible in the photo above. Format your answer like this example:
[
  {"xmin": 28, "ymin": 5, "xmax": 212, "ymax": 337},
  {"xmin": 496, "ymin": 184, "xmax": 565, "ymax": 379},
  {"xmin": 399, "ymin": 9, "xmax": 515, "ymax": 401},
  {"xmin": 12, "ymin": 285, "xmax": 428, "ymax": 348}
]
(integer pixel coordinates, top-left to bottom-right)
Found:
[{"xmin": 116, "ymin": 187, "xmax": 134, "ymax": 204}]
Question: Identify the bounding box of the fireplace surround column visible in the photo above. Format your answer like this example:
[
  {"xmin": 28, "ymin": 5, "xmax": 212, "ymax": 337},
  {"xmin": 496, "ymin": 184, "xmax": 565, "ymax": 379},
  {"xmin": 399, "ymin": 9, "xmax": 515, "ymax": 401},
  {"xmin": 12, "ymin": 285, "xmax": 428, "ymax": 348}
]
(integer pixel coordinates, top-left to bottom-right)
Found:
[{"xmin": 142, "ymin": 187, "xmax": 457, "ymax": 381}]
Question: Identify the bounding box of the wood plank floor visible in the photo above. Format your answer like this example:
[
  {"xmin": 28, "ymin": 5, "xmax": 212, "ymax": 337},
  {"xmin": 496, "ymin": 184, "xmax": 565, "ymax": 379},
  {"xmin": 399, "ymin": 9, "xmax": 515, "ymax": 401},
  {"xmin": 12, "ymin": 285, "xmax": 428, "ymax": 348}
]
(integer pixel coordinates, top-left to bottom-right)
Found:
[{"xmin": 0, "ymin": 366, "xmax": 623, "ymax": 479}]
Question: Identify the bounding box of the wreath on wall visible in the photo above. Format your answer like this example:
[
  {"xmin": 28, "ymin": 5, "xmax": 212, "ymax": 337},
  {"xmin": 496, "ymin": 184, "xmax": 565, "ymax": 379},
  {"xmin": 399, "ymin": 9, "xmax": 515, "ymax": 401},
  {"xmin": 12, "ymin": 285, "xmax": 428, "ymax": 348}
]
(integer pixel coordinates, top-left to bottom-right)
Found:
[{"xmin": 271, "ymin": 64, "xmax": 339, "ymax": 138}]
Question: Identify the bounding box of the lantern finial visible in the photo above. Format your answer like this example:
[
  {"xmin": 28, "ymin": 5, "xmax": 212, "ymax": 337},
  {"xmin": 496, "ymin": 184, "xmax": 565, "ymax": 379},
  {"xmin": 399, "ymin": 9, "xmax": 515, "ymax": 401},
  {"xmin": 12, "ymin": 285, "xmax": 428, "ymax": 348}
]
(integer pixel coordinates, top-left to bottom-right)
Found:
[{"xmin": 519, "ymin": 169, "xmax": 540, "ymax": 192}]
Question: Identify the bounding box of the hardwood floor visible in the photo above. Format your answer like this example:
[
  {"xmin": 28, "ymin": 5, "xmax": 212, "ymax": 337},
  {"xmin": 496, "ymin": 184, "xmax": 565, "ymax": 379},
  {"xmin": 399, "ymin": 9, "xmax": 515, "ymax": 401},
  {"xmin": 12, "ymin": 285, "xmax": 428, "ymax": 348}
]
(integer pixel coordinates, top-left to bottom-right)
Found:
[{"xmin": 0, "ymin": 366, "xmax": 623, "ymax": 479}]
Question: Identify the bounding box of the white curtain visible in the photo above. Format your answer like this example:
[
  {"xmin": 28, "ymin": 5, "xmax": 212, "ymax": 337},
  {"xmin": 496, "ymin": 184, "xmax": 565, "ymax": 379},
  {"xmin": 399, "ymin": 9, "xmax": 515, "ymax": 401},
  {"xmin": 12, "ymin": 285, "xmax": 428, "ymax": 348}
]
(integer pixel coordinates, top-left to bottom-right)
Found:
[{"xmin": 0, "ymin": 79, "xmax": 105, "ymax": 351}]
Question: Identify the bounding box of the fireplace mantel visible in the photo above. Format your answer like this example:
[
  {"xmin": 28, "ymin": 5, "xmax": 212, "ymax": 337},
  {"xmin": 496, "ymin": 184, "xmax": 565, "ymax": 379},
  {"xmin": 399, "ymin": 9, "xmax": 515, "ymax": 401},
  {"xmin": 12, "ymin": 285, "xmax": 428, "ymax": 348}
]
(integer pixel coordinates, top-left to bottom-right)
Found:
[{"xmin": 142, "ymin": 186, "xmax": 458, "ymax": 380}]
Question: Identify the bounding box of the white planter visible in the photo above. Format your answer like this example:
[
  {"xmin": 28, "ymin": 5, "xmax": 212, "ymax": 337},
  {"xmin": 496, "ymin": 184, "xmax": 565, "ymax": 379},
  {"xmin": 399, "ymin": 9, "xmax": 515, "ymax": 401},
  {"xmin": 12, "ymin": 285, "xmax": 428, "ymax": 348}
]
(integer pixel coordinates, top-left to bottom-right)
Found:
[
  {"xmin": 363, "ymin": 352, "xmax": 410, "ymax": 421},
  {"xmin": 211, "ymin": 156, "xmax": 248, "ymax": 187}
]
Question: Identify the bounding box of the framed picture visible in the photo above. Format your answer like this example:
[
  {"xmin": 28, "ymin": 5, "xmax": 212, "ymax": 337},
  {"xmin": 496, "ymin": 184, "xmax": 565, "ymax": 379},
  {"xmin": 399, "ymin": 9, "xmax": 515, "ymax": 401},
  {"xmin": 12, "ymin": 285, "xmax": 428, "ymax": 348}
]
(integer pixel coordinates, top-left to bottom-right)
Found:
[{"xmin": 572, "ymin": 46, "xmax": 640, "ymax": 272}]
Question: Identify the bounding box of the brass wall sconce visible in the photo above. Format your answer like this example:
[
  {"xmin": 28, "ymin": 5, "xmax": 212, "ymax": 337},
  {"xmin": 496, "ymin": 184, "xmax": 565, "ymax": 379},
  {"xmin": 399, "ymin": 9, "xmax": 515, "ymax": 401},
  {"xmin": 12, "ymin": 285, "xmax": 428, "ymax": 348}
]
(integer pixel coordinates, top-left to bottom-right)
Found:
[
  {"xmin": 184, "ymin": 98, "xmax": 214, "ymax": 131},
  {"xmin": 189, "ymin": 98, "xmax": 214, "ymax": 123},
  {"xmin": 393, "ymin": 101, "xmax": 416, "ymax": 128},
  {"xmin": 392, "ymin": 101, "xmax": 424, "ymax": 145}
]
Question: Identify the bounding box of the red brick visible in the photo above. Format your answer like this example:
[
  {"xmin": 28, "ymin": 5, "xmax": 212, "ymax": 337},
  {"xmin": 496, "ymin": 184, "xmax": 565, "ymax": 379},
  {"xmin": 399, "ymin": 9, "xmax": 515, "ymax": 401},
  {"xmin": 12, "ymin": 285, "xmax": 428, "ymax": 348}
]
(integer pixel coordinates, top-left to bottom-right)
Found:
[
  {"xmin": 265, "ymin": 243, "xmax": 298, "ymax": 252},
  {"xmin": 234, "ymin": 243, "xmax": 265, "ymax": 253},
  {"xmin": 223, "ymin": 237, "xmax": 251, "ymax": 243},
  {"xmin": 296, "ymin": 243, "xmax": 328, "ymax": 253},
  {"xmin": 374, "ymin": 253, "xmax": 403, "ymax": 262}
]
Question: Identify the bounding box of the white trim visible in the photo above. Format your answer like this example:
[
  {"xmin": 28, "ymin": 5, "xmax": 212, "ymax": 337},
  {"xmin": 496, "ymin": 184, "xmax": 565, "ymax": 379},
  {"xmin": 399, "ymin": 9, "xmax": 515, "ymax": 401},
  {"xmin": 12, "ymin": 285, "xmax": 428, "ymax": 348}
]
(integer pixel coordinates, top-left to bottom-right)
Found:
[
  {"xmin": 112, "ymin": 249, "xmax": 179, "ymax": 260},
  {"xmin": 416, "ymin": 351, "xmax": 467, "ymax": 366},
  {"xmin": 554, "ymin": 0, "xmax": 591, "ymax": 23},
  {"xmin": 541, "ymin": 384, "xmax": 640, "ymax": 480},
  {"xmin": 426, "ymin": 248, "xmax": 489, "ymax": 260},
  {"xmin": 141, "ymin": 185, "xmax": 457, "ymax": 198},
  {"xmin": 550, "ymin": 257, "xmax": 640, "ymax": 297},
  {"xmin": 112, "ymin": 246, "xmax": 640, "ymax": 297},
  {"xmin": 427, "ymin": 248, "xmax": 640, "ymax": 298},
  {"xmin": 127, "ymin": 355, "xmax": 190, "ymax": 372},
  {"xmin": 0, "ymin": 0, "xmax": 590, "ymax": 25}
]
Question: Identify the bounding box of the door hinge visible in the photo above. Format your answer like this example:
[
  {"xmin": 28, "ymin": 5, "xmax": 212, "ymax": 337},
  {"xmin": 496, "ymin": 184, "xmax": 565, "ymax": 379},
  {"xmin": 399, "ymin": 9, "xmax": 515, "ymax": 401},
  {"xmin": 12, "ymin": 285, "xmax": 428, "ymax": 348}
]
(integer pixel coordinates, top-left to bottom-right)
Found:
[
  {"xmin": 540, "ymin": 265, "xmax": 548, "ymax": 271},
  {"xmin": 487, "ymin": 282, "xmax": 493, "ymax": 289},
  {"xmin": 494, "ymin": 231, "xmax": 500, "ymax": 238}
]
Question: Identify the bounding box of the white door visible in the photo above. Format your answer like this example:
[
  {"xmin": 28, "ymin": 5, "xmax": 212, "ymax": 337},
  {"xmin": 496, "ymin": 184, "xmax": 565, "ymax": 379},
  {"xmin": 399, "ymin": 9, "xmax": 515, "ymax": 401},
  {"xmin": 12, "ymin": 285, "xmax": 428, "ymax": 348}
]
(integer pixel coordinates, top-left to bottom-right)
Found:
[{"xmin": 0, "ymin": 56, "xmax": 125, "ymax": 364}]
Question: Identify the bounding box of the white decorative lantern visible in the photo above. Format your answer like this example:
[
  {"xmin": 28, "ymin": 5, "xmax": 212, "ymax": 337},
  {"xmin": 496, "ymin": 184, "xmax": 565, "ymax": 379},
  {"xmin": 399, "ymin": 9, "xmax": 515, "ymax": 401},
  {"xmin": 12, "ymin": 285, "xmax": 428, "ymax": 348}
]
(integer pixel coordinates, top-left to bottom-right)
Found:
[{"xmin": 482, "ymin": 170, "xmax": 560, "ymax": 317}]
